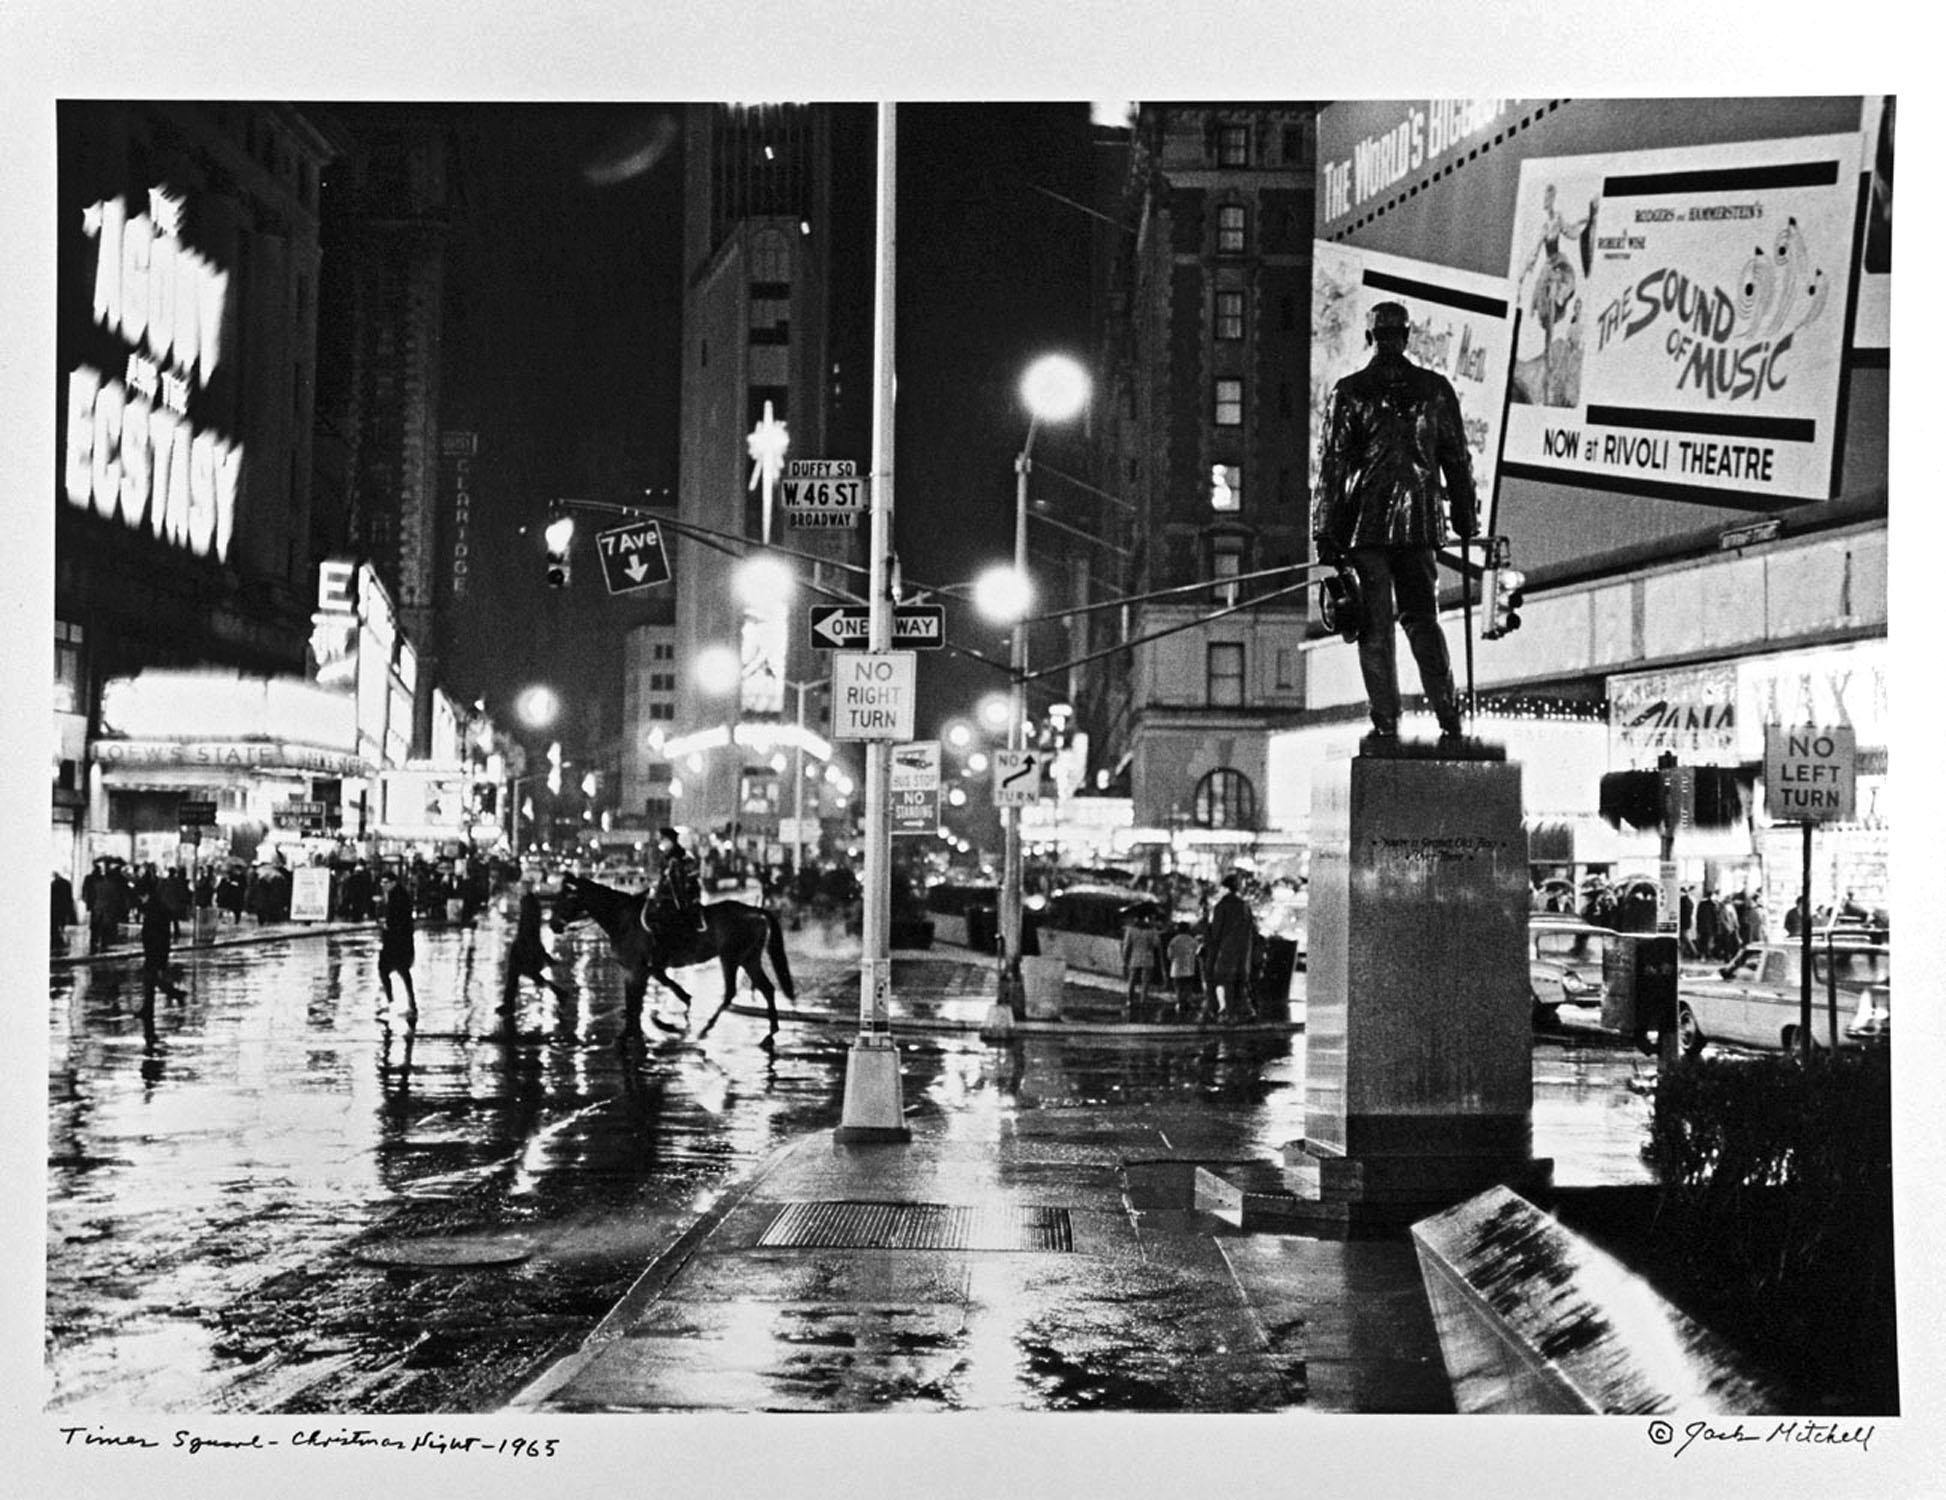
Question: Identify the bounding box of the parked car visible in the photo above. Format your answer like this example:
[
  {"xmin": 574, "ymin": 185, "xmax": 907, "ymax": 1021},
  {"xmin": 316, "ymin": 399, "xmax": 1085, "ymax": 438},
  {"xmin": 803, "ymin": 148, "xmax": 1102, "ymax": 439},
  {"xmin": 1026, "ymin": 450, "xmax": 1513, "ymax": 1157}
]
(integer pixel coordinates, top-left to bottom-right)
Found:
[
  {"xmin": 1528, "ymin": 913, "xmax": 1612, "ymax": 1027},
  {"xmin": 1677, "ymin": 937, "xmax": 1890, "ymax": 1055}
]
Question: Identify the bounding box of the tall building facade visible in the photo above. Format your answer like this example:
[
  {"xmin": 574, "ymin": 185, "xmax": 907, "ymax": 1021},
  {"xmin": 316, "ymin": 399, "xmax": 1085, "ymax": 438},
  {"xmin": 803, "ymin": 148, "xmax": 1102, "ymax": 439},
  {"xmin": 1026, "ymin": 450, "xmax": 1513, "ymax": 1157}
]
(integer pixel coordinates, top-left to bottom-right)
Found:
[
  {"xmin": 1082, "ymin": 104, "xmax": 1318, "ymax": 876},
  {"xmin": 636, "ymin": 103, "xmax": 872, "ymax": 877},
  {"xmin": 311, "ymin": 108, "xmax": 463, "ymax": 755},
  {"xmin": 53, "ymin": 102, "xmax": 343, "ymax": 878}
]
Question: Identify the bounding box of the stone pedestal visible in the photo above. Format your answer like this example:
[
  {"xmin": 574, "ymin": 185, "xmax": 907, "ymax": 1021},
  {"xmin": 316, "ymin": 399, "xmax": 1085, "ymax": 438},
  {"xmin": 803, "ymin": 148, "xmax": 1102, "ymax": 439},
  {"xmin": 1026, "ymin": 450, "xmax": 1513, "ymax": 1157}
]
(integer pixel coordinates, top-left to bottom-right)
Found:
[{"xmin": 1288, "ymin": 748, "xmax": 1549, "ymax": 1233}]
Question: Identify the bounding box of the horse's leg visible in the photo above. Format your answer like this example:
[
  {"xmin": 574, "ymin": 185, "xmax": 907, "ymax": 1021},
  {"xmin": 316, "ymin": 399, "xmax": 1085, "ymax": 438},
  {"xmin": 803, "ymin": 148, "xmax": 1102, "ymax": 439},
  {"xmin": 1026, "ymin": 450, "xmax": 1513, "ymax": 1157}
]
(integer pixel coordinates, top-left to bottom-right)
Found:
[
  {"xmin": 648, "ymin": 966, "xmax": 691, "ymax": 1031},
  {"xmin": 748, "ymin": 958, "xmax": 778, "ymax": 1049},
  {"xmin": 616, "ymin": 973, "xmax": 646, "ymax": 1051}
]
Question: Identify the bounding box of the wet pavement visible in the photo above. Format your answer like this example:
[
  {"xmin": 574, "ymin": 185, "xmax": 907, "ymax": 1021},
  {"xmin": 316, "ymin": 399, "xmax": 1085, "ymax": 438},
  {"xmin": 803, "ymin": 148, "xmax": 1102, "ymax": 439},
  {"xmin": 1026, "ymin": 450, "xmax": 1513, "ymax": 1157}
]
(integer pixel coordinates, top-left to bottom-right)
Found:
[{"xmin": 46, "ymin": 913, "xmax": 1657, "ymax": 1415}]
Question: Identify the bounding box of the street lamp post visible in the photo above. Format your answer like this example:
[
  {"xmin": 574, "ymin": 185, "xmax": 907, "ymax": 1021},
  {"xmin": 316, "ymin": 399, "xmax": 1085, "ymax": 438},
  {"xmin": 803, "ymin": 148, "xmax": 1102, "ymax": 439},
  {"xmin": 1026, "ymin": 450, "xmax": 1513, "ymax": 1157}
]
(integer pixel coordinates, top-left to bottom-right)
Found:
[{"xmin": 995, "ymin": 354, "xmax": 1090, "ymax": 1019}]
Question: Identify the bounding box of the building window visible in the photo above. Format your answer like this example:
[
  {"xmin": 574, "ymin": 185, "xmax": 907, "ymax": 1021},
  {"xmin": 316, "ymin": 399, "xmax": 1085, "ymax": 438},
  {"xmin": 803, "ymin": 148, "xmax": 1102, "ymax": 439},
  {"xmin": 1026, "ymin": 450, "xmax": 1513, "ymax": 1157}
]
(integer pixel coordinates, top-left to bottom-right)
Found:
[
  {"xmin": 1214, "ymin": 289, "xmax": 1244, "ymax": 341},
  {"xmin": 1275, "ymin": 648, "xmax": 1295, "ymax": 690},
  {"xmin": 1211, "ymin": 536, "xmax": 1244, "ymax": 604},
  {"xmin": 1210, "ymin": 464, "xmax": 1241, "ymax": 513},
  {"xmin": 1217, "ymin": 204, "xmax": 1247, "ymax": 254},
  {"xmin": 653, "ymin": 642, "xmax": 674, "ymax": 661},
  {"xmin": 1214, "ymin": 378, "xmax": 1243, "ymax": 427},
  {"xmin": 1193, "ymin": 767, "xmax": 1257, "ymax": 830},
  {"xmin": 1218, "ymin": 124, "xmax": 1249, "ymax": 167},
  {"xmin": 1207, "ymin": 643, "xmax": 1244, "ymax": 707},
  {"xmin": 54, "ymin": 620, "xmax": 85, "ymax": 716}
]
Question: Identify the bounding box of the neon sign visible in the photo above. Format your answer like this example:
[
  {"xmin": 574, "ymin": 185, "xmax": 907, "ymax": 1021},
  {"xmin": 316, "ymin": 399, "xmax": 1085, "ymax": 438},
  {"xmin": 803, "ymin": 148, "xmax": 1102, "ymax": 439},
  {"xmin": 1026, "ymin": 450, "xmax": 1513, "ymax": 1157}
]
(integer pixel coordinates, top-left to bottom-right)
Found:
[{"xmin": 63, "ymin": 186, "xmax": 242, "ymax": 562}]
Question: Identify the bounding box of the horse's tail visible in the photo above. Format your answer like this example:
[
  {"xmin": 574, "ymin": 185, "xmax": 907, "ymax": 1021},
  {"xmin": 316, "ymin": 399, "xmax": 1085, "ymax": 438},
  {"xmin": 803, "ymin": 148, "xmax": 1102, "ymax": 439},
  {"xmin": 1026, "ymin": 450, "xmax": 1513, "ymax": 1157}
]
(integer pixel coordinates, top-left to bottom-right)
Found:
[{"xmin": 765, "ymin": 908, "xmax": 796, "ymax": 1000}]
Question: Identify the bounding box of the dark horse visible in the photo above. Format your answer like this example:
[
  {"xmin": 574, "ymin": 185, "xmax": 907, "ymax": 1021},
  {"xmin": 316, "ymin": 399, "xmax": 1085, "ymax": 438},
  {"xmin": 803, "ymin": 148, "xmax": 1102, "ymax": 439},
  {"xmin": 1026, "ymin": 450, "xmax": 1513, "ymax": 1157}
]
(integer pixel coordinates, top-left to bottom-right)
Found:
[{"xmin": 551, "ymin": 874, "xmax": 794, "ymax": 1047}]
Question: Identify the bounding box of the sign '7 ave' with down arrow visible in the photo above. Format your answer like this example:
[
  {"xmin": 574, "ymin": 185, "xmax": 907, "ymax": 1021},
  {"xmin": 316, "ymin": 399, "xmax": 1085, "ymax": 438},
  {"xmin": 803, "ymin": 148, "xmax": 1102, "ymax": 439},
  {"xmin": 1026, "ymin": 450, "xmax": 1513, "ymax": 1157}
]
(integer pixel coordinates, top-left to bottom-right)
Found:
[{"xmin": 595, "ymin": 521, "xmax": 672, "ymax": 594}]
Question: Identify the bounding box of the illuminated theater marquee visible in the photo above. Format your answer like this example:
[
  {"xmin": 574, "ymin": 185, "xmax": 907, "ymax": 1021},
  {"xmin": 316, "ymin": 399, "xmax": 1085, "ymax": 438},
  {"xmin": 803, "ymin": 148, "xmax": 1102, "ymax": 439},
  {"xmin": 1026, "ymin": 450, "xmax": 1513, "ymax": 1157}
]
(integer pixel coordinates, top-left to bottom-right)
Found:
[{"xmin": 63, "ymin": 186, "xmax": 242, "ymax": 562}]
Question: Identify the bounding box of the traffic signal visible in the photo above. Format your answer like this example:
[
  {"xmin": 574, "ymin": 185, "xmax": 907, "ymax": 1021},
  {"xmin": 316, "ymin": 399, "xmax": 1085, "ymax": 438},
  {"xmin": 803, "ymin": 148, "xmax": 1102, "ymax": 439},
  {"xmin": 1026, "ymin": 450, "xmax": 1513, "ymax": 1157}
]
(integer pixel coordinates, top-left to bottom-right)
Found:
[
  {"xmin": 543, "ymin": 511, "xmax": 575, "ymax": 588},
  {"xmin": 1481, "ymin": 566, "xmax": 1526, "ymax": 639}
]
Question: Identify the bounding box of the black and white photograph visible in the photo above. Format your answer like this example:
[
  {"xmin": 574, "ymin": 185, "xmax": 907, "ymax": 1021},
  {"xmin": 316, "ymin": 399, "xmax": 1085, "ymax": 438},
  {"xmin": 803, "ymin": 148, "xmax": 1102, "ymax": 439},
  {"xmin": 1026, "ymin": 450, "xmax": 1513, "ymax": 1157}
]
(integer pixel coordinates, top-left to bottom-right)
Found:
[{"xmin": 6, "ymin": 4, "xmax": 1939, "ymax": 1497}]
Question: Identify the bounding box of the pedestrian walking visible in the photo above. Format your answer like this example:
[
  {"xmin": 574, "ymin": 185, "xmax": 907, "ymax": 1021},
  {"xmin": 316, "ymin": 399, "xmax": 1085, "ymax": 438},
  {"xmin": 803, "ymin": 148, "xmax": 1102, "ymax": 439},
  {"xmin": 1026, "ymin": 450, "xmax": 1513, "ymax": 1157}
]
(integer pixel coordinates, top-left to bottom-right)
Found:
[
  {"xmin": 1695, "ymin": 887, "xmax": 1719, "ymax": 958},
  {"xmin": 1678, "ymin": 885, "xmax": 1697, "ymax": 960},
  {"xmin": 1311, "ymin": 300, "xmax": 1477, "ymax": 745},
  {"xmin": 376, "ymin": 875, "xmax": 417, "ymax": 1015},
  {"xmin": 139, "ymin": 892, "xmax": 188, "ymax": 1009},
  {"xmin": 501, "ymin": 880, "xmax": 570, "ymax": 1012},
  {"xmin": 52, "ymin": 869, "xmax": 78, "ymax": 949},
  {"xmin": 1119, "ymin": 912, "xmax": 1163, "ymax": 1019},
  {"xmin": 162, "ymin": 866, "xmax": 192, "ymax": 938},
  {"xmin": 216, "ymin": 865, "xmax": 245, "ymax": 924},
  {"xmin": 1202, "ymin": 874, "xmax": 1258, "ymax": 1023},
  {"xmin": 1714, "ymin": 891, "xmax": 1742, "ymax": 960},
  {"xmin": 1166, "ymin": 923, "xmax": 1201, "ymax": 1019},
  {"xmin": 87, "ymin": 859, "xmax": 130, "ymax": 954}
]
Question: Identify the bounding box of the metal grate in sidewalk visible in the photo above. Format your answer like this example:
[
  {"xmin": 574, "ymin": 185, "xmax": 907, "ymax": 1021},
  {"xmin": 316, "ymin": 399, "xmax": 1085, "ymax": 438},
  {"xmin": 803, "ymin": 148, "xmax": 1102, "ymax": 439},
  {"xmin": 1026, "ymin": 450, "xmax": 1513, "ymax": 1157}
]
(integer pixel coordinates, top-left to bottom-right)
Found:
[{"xmin": 757, "ymin": 1201, "xmax": 1073, "ymax": 1252}]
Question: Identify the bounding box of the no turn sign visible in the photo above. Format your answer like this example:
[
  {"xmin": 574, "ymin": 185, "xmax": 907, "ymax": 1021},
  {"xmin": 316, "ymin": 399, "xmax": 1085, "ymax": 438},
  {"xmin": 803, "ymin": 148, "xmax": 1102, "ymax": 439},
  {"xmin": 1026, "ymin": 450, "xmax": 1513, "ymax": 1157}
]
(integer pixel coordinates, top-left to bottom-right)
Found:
[{"xmin": 1764, "ymin": 724, "xmax": 1857, "ymax": 824}]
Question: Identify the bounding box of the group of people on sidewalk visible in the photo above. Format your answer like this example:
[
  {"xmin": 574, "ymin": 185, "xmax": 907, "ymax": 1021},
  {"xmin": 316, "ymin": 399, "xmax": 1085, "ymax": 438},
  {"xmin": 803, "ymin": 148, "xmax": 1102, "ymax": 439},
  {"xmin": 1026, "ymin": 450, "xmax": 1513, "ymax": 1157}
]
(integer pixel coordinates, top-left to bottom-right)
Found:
[{"xmin": 1119, "ymin": 872, "xmax": 1261, "ymax": 1024}]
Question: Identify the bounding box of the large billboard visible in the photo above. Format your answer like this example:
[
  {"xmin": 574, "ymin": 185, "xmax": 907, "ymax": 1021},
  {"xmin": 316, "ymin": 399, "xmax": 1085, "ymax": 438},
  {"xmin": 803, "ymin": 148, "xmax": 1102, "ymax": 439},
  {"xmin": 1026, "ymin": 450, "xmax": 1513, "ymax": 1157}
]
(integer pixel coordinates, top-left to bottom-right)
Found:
[
  {"xmin": 1310, "ymin": 242, "xmax": 1512, "ymax": 508},
  {"xmin": 1500, "ymin": 133, "xmax": 1863, "ymax": 507}
]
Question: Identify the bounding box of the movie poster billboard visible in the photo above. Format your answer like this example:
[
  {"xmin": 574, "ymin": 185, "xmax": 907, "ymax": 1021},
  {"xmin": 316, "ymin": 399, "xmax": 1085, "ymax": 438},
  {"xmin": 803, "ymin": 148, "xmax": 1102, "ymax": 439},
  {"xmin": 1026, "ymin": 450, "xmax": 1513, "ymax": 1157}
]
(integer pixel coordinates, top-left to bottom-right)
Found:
[
  {"xmin": 1501, "ymin": 132, "xmax": 1863, "ymax": 506},
  {"xmin": 1310, "ymin": 242, "xmax": 1512, "ymax": 511}
]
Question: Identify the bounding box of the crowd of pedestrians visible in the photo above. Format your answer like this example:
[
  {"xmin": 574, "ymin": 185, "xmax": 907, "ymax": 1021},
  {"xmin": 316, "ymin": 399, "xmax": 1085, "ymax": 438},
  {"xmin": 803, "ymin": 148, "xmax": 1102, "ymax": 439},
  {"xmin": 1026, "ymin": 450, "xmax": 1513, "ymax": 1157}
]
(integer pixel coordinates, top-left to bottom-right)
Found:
[{"xmin": 1115, "ymin": 870, "xmax": 1273, "ymax": 1025}]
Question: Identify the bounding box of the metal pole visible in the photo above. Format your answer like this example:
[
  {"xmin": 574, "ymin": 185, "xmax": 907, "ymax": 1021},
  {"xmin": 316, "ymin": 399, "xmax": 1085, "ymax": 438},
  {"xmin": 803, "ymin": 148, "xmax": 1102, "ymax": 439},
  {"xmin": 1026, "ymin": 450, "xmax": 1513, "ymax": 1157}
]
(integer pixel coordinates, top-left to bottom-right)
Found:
[
  {"xmin": 836, "ymin": 102, "xmax": 908, "ymax": 1142},
  {"xmin": 998, "ymin": 438, "xmax": 1032, "ymax": 1016},
  {"xmin": 792, "ymin": 683, "xmax": 806, "ymax": 879},
  {"xmin": 1799, "ymin": 820, "xmax": 1814, "ymax": 1060},
  {"xmin": 1461, "ymin": 538, "xmax": 1476, "ymax": 718}
]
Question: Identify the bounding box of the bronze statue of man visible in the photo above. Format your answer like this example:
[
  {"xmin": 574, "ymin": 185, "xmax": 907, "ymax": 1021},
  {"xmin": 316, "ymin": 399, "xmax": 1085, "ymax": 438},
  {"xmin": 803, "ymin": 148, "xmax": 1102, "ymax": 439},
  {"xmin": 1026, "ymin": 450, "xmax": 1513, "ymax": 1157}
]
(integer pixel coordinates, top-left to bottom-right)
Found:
[{"xmin": 1312, "ymin": 300, "xmax": 1477, "ymax": 744}]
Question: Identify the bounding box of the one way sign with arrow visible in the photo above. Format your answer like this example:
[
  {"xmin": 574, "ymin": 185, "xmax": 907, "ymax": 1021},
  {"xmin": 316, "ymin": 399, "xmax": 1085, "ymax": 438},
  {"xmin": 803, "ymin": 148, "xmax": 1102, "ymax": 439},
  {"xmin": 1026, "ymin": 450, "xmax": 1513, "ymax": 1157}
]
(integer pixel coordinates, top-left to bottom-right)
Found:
[
  {"xmin": 596, "ymin": 521, "xmax": 671, "ymax": 594},
  {"xmin": 992, "ymin": 749, "xmax": 1043, "ymax": 807},
  {"xmin": 808, "ymin": 603, "xmax": 945, "ymax": 650}
]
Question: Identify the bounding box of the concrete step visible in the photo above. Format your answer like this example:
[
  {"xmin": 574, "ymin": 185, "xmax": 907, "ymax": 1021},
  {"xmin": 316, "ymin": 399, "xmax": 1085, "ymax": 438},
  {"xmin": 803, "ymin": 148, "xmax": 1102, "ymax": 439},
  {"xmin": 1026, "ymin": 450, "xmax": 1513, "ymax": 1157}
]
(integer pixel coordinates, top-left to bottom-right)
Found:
[{"xmin": 1193, "ymin": 1159, "xmax": 1305, "ymax": 1231}]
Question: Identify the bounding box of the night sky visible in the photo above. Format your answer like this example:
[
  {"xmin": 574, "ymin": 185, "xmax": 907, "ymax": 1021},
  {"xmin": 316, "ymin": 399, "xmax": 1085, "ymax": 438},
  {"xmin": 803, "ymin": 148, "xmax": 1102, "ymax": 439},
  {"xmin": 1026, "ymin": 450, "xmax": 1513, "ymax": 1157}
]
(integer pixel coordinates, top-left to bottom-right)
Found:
[{"xmin": 328, "ymin": 102, "xmax": 1100, "ymax": 760}]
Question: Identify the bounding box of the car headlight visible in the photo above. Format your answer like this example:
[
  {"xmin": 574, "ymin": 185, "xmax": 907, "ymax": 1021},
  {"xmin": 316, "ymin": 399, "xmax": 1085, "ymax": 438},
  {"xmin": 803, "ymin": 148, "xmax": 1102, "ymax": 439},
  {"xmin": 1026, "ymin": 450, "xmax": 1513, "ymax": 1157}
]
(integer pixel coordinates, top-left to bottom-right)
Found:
[{"xmin": 1560, "ymin": 972, "xmax": 1589, "ymax": 995}]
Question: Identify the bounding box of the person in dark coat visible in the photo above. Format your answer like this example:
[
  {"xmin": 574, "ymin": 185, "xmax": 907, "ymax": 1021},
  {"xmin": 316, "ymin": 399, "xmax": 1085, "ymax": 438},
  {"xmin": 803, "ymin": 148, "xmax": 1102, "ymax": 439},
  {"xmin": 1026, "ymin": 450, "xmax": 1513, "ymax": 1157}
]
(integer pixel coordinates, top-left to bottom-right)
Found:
[
  {"xmin": 501, "ymin": 880, "xmax": 570, "ymax": 1011},
  {"xmin": 1695, "ymin": 888, "xmax": 1720, "ymax": 959},
  {"xmin": 647, "ymin": 827, "xmax": 706, "ymax": 953},
  {"xmin": 376, "ymin": 875, "xmax": 417, "ymax": 1014},
  {"xmin": 87, "ymin": 859, "xmax": 130, "ymax": 954},
  {"xmin": 1201, "ymin": 874, "xmax": 1258, "ymax": 1023},
  {"xmin": 140, "ymin": 892, "xmax": 188, "ymax": 1008},
  {"xmin": 1677, "ymin": 886, "xmax": 1697, "ymax": 960},
  {"xmin": 216, "ymin": 866, "xmax": 245, "ymax": 923},
  {"xmin": 1311, "ymin": 300, "xmax": 1477, "ymax": 743},
  {"xmin": 52, "ymin": 870, "xmax": 78, "ymax": 949},
  {"xmin": 162, "ymin": 866, "xmax": 192, "ymax": 938}
]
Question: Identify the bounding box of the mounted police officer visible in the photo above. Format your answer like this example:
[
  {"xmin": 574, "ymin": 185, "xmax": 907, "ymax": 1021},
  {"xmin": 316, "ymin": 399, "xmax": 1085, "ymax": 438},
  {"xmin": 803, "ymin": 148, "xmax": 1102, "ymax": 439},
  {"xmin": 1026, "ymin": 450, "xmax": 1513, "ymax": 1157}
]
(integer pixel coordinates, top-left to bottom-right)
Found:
[
  {"xmin": 647, "ymin": 827, "xmax": 705, "ymax": 954},
  {"xmin": 1312, "ymin": 300, "xmax": 1477, "ymax": 745}
]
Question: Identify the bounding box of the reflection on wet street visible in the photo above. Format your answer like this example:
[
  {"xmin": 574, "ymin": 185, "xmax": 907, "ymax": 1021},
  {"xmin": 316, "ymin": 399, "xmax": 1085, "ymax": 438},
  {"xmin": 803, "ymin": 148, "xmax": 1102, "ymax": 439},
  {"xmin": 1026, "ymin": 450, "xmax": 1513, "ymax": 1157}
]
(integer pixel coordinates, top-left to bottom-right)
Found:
[
  {"xmin": 46, "ymin": 919, "xmax": 864, "ymax": 1412},
  {"xmin": 45, "ymin": 921, "xmax": 1298, "ymax": 1414},
  {"xmin": 48, "ymin": 920, "xmax": 1652, "ymax": 1414}
]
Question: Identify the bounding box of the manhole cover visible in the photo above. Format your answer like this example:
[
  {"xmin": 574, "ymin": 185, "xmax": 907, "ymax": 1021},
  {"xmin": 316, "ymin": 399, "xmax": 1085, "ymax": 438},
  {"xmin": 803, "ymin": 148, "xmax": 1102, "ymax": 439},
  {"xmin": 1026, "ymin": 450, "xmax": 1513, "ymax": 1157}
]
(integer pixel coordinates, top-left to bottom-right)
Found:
[
  {"xmin": 758, "ymin": 1201, "xmax": 1072, "ymax": 1251},
  {"xmin": 352, "ymin": 1234, "xmax": 537, "ymax": 1268}
]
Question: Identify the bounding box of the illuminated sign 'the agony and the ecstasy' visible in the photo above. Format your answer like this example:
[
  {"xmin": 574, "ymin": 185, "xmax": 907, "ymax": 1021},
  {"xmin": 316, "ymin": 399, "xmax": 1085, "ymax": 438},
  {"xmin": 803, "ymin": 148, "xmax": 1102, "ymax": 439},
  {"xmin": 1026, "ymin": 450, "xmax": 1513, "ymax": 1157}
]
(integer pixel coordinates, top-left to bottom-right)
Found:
[{"xmin": 62, "ymin": 185, "xmax": 243, "ymax": 563}]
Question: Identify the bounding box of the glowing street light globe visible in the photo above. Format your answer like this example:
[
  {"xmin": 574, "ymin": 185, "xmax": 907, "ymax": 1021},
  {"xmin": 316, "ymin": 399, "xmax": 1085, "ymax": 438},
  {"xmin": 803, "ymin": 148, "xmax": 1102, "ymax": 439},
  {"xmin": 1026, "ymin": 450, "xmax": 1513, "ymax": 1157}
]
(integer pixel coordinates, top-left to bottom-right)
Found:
[
  {"xmin": 974, "ymin": 564, "xmax": 1032, "ymax": 625},
  {"xmin": 1021, "ymin": 353, "xmax": 1091, "ymax": 424},
  {"xmin": 694, "ymin": 644, "xmax": 741, "ymax": 697},
  {"xmin": 516, "ymin": 684, "xmax": 560, "ymax": 730},
  {"xmin": 977, "ymin": 694, "xmax": 1013, "ymax": 733},
  {"xmin": 734, "ymin": 553, "xmax": 795, "ymax": 608}
]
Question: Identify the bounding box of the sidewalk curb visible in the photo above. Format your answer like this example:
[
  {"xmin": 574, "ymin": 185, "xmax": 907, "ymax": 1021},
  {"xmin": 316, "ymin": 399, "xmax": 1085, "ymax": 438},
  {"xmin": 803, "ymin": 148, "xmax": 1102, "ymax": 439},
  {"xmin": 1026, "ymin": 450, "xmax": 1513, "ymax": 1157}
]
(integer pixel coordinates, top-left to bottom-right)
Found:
[
  {"xmin": 50, "ymin": 917, "xmax": 478, "ymax": 969},
  {"xmin": 502, "ymin": 1129, "xmax": 826, "ymax": 1411},
  {"xmin": 719, "ymin": 996, "xmax": 1301, "ymax": 1041}
]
